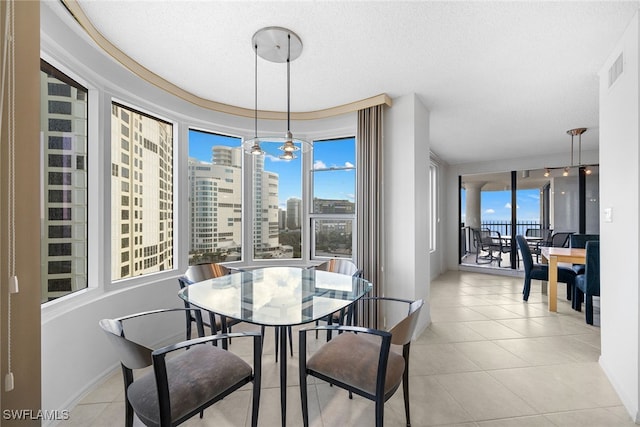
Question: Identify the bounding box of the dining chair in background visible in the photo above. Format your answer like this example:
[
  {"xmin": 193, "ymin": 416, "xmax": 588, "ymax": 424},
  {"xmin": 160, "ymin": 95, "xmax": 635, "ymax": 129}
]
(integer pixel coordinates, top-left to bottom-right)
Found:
[
  {"xmin": 299, "ymin": 297, "xmax": 424, "ymax": 427},
  {"xmin": 179, "ymin": 263, "xmax": 292, "ymax": 361},
  {"xmin": 569, "ymin": 234, "xmax": 600, "ymax": 274},
  {"xmin": 311, "ymin": 258, "xmax": 363, "ymax": 341},
  {"xmin": 574, "ymin": 240, "xmax": 601, "ymax": 325},
  {"xmin": 178, "ymin": 263, "xmax": 242, "ymax": 349},
  {"xmin": 516, "ymin": 235, "xmax": 577, "ymax": 305},
  {"xmin": 99, "ymin": 308, "xmax": 262, "ymax": 427},
  {"xmin": 550, "ymin": 231, "xmax": 573, "ymax": 248}
]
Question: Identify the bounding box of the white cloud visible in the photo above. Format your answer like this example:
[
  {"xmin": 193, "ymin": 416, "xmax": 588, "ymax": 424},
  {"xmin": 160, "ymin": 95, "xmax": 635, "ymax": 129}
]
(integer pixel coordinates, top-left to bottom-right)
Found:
[
  {"xmin": 345, "ymin": 161, "xmax": 354, "ymax": 168},
  {"xmin": 314, "ymin": 160, "xmax": 327, "ymax": 170},
  {"xmin": 505, "ymin": 203, "xmax": 520, "ymax": 209},
  {"xmin": 485, "ymin": 209, "xmax": 495, "ymax": 214},
  {"xmin": 266, "ymin": 154, "xmax": 287, "ymax": 162}
]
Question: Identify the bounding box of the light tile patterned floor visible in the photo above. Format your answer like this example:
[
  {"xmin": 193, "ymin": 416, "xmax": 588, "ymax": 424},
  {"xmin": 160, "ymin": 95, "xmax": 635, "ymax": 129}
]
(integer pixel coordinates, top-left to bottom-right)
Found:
[{"xmin": 59, "ymin": 271, "xmax": 632, "ymax": 426}]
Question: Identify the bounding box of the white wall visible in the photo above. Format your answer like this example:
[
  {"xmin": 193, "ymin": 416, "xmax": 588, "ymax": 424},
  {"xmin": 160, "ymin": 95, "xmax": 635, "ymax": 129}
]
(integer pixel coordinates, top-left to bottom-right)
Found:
[
  {"xmin": 383, "ymin": 93, "xmax": 431, "ymax": 333},
  {"xmin": 41, "ymin": 279, "xmax": 184, "ymax": 416},
  {"xmin": 598, "ymin": 11, "xmax": 640, "ymax": 422}
]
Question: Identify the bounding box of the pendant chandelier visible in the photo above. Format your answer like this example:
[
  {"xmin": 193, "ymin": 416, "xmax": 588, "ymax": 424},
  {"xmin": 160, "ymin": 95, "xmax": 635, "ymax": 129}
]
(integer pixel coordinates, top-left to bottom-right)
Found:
[
  {"xmin": 242, "ymin": 26, "xmax": 312, "ymax": 159},
  {"xmin": 543, "ymin": 127, "xmax": 595, "ymax": 177}
]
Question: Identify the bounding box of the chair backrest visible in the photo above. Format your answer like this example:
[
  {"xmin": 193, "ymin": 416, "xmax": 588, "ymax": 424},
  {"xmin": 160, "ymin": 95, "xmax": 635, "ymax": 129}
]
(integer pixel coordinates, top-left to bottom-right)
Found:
[
  {"xmin": 315, "ymin": 259, "xmax": 362, "ymax": 277},
  {"xmin": 584, "ymin": 240, "xmax": 600, "ymax": 296},
  {"xmin": 99, "ymin": 318, "xmax": 153, "ymax": 370},
  {"xmin": 183, "ymin": 263, "xmax": 230, "ymax": 284},
  {"xmin": 389, "ymin": 299, "xmax": 424, "ymax": 346},
  {"xmin": 551, "ymin": 232, "xmax": 573, "ymax": 247},
  {"xmin": 570, "ymin": 234, "xmax": 600, "ymax": 249},
  {"xmin": 525, "ymin": 228, "xmax": 541, "ymax": 237},
  {"xmin": 516, "ymin": 235, "xmax": 534, "ymax": 273},
  {"xmin": 471, "ymin": 228, "xmax": 492, "ymax": 248}
]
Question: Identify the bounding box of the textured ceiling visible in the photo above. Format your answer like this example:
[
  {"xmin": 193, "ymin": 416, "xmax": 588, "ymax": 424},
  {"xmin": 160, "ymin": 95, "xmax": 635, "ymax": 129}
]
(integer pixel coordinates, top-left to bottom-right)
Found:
[{"xmin": 73, "ymin": 0, "xmax": 640, "ymax": 165}]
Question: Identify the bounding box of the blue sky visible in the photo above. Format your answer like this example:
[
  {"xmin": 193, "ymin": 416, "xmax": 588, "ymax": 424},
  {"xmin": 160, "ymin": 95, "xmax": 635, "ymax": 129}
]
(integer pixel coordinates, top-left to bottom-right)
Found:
[
  {"xmin": 188, "ymin": 130, "xmax": 355, "ymax": 208},
  {"xmin": 461, "ymin": 188, "xmax": 541, "ymax": 222}
]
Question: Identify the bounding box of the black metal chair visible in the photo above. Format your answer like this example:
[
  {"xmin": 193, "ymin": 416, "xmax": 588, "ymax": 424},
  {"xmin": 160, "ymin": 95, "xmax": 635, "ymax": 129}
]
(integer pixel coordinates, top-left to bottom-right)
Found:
[
  {"xmin": 551, "ymin": 231, "xmax": 573, "ymax": 248},
  {"xmin": 99, "ymin": 308, "xmax": 262, "ymax": 427},
  {"xmin": 573, "ymin": 241, "xmax": 600, "ymax": 324},
  {"xmin": 488, "ymin": 230, "xmax": 512, "ymax": 267},
  {"xmin": 530, "ymin": 228, "xmax": 553, "ymax": 262},
  {"xmin": 471, "ymin": 227, "xmax": 495, "ymax": 264},
  {"xmin": 178, "ymin": 263, "xmax": 242, "ymax": 350},
  {"xmin": 310, "ymin": 259, "xmax": 363, "ymax": 341},
  {"xmin": 179, "ymin": 263, "xmax": 291, "ymax": 361},
  {"xmin": 516, "ymin": 235, "xmax": 577, "ymax": 304},
  {"xmin": 299, "ymin": 297, "xmax": 423, "ymax": 427}
]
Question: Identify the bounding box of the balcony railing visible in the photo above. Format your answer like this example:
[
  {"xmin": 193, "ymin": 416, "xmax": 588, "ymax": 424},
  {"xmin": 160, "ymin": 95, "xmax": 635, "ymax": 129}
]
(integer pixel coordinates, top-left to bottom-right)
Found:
[
  {"xmin": 460, "ymin": 221, "xmax": 541, "ymax": 261},
  {"xmin": 481, "ymin": 220, "xmax": 541, "ymax": 237}
]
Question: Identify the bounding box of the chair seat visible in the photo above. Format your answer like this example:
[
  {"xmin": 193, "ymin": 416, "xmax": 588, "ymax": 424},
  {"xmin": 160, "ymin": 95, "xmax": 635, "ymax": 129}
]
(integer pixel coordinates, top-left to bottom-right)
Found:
[
  {"xmin": 530, "ymin": 264, "xmax": 576, "ymax": 284},
  {"xmin": 575, "ymin": 274, "xmax": 588, "ymax": 293},
  {"xmin": 128, "ymin": 345, "xmax": 252, "ymax": 425},
  {"xmin": 306, "ymin": 332, "xmax": 405, "ymax": 396},
  {"xmin": 572, "ymin": 264, "xmax": 586, "ymax": 275}
]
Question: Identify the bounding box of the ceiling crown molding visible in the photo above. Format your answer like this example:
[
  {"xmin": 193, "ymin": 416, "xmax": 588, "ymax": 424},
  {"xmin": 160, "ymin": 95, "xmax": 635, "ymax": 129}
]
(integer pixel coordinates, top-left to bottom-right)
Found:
[{"xmin": 61, "ymin": 0, "xmax": 392, "ymax": 120}]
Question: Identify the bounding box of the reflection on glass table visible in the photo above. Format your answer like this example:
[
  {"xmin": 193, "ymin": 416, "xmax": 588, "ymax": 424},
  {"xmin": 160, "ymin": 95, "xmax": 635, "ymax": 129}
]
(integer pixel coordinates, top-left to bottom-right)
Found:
[{"xmin": 178, "ymin": 266, "xmax": 372, "ymax": 427}]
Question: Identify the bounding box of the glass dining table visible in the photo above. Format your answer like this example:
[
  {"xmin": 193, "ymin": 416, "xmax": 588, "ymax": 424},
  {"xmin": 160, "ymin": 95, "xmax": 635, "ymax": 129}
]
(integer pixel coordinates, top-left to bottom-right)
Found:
[{"xmin": 178, "ymin": 266, "xmax": 373, "ymax": 427}]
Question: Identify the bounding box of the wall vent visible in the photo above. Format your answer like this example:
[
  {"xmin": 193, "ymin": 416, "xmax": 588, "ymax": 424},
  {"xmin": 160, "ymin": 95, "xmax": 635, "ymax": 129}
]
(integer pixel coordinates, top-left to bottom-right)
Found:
[{"xmin": 608, "ymin": 52, "xmax": 623, "ymax": 88}]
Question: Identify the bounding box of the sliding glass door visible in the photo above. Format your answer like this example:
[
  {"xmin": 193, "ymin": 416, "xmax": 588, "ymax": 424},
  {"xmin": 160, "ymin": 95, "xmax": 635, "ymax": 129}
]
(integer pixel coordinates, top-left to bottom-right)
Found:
[{"xmin": 460, "ymin": 167, "xmax": 599, "ymax": 270}]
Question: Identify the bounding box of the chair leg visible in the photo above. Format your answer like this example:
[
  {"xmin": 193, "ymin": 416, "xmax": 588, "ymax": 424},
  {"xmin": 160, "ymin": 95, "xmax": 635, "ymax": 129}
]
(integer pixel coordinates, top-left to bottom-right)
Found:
[
  {"xmin": 375, "ymin": 398, "xmax": 384, "ymax": 427},
  {"xmin": 185, "ymin": 317, "xmax": 192, "ymax": 341},
  {"xmin": 522, "ymin": 277, "xmax": 532, "ymax": 301},
  {"xmin": 299, "ymin": 333, "xmax": 310, "ymax": 427},
  {"xmin": 288, "ymin": 326, "xmax": 294, "ymax": 357},
  {"xmin": 122, "ymin": 366, "xmax": 134, "ymax": 427},
  {"xmin": 402, "ymin": 344, "xmax": 411, "ymax": 427},
  {"xmin": 275, "ymin": 327, "xmax": 279, "ymax": 363},
  {"xmin": 573, "ymin": 287, "xmax": 583, "ymax": 312},
  {"xmin": 585, "ymin": 295, "xmax": 594, "ymax": 325}
]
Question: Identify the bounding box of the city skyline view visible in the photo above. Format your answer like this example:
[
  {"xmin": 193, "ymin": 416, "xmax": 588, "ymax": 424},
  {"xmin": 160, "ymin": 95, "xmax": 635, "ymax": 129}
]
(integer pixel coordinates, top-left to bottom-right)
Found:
[{"xmin": 189, "ymin": 130, "xmax": 355, "ymax": 209}]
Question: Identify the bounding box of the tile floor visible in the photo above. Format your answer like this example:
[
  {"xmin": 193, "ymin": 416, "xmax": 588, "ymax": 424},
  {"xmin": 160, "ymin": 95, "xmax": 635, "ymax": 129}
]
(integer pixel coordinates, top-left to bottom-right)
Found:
[{"xmin": 59, "ymin": 270, "xmax": 632, "ymax": 426}]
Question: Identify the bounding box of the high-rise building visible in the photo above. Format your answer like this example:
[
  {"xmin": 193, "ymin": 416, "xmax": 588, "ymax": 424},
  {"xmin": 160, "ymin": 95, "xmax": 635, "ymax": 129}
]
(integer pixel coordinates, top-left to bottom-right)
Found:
[
  {"xmin": 111, "ymin": 104, "xmax": 173, "ymax": 280},
  {"xmin": 286, "ymin": 197, "xmax": 302, "ymax": 230},
  {"xmin": 251, "ymin": 155, "xmax": 280, "ymax": 258},
  {"xmin": 188, "ymin": 146, "xmax": 243, "ymax": 259},
  {"xmin": 278, "ymin": 208, "xmax": 287, "ymax": 230},
  {"xmin": 40, "ymin": 62, "xmax": 88, "ymax": 302}
]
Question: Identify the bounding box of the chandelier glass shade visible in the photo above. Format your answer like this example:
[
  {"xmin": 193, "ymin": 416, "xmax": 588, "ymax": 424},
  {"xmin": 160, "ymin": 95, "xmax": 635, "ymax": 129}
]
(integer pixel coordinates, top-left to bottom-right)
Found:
[{"xmin": 242, "ymin": 27, "xmax": 312, "ymax": 159}]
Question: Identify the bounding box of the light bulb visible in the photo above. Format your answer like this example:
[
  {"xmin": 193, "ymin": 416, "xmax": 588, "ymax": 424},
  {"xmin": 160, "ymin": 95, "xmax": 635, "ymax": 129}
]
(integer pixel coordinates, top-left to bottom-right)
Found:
[
  {"xmin": 250, "ymin": 143, "xmax": 264, "ymax": 155},
  {"xmin": 279, "ymin": 151, "xmax": 296, "ymax": 160}
]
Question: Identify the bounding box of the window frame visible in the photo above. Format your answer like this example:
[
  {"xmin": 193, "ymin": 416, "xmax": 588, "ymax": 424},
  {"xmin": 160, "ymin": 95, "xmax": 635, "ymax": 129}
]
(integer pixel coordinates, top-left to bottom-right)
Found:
[
  {"xmin": 309, "ymin": 136, "xmax": 357, "ymax": 262},
  {"xmin": 429, "ymin": 160, "xmax": 438, "ymax": 253},
  {"xmin": 40, "ymin": 59, "xmax": 90, "ymax": 304},
  {"xmin": 108, "ymin": 98, "xmax": 178, "ymax": 286}
]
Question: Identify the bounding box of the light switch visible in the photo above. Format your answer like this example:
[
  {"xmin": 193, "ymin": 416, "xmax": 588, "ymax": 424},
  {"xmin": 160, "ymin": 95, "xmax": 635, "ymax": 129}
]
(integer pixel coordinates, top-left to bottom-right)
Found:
[{"xmin": 604, "ymin": 207, "xmax": 613, "ymax": 223}]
